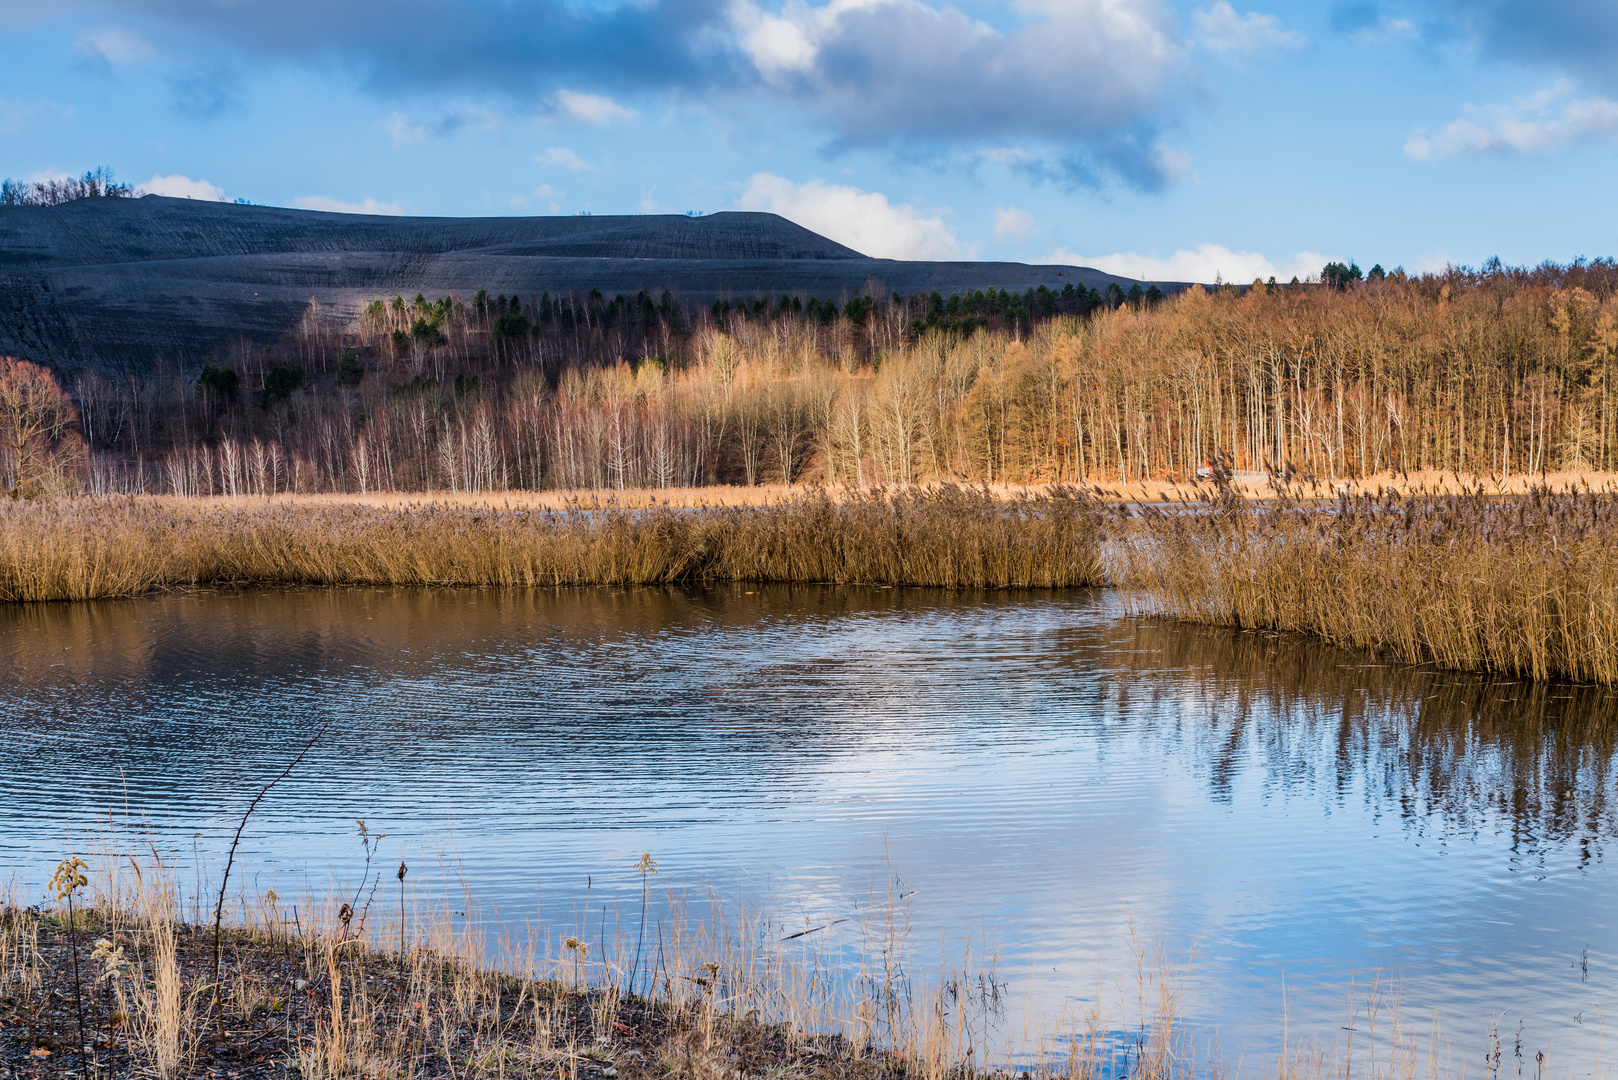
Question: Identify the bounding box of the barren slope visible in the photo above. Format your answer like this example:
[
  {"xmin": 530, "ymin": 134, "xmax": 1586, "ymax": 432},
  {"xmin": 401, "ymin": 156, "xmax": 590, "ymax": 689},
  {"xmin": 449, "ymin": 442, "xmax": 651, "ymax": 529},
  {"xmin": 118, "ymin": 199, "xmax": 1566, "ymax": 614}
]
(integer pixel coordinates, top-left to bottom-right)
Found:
[{"xmin": 0, "ymin": 196, "xmax": 1156, "ymax": 375}]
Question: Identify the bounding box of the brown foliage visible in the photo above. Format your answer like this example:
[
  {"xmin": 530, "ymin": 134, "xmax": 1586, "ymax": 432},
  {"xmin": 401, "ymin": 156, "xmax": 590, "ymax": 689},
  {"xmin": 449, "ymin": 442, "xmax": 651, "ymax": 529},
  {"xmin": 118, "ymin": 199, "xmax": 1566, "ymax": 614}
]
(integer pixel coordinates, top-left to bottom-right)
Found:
[
  {"xmin": 68, "ymin": 267, "xmax": 1618, "ymax": 497},
  {"xmin": 0, "ymin": 357, "xmax": 84, "ymax": 498}
]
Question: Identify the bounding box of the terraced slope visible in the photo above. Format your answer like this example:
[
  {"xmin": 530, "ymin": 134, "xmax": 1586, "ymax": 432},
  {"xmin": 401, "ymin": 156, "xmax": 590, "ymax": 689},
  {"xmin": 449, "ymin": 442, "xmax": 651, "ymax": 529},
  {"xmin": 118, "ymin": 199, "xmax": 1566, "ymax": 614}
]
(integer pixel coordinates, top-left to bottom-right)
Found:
[{"xmin": 0, "ymin": 195, "xmax": 1156, "ymax": 375}]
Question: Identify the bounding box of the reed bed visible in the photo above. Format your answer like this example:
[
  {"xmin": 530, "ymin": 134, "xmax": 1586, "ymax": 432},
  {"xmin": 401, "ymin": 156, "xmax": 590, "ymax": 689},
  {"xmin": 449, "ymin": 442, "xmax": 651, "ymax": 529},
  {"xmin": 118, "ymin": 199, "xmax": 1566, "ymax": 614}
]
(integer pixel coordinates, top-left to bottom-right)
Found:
[
  {"xmin": 0, "ymin": 485, "xmax": 1106, "ymax": 602},
  {"xmin": 1120, "ymin": 485, "xmax": 1618, "ymax": 685},
  {"xmin": 9, "ymin": 479, "xmax": 1618, "ymax": 688}
]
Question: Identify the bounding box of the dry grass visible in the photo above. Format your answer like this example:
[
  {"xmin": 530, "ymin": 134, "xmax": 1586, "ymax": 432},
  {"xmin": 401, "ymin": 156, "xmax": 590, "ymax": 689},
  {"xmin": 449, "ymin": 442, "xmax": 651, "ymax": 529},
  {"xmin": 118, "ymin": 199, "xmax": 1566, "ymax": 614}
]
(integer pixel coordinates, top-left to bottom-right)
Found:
[
  {"xmin": 0, "ymin": 847, "xmax": 1144, "ymax": 1080},
  {"xmin": 0, "ymin": 485, "xmax": 1106, "ymax": 602},
  {"xmin": 1121, "ymin": 484, "xmax": 1618, "ymax": 685},
  {"xmin": 1, "ymin": 844, "xmax": 1523, "ymax": 1080}
]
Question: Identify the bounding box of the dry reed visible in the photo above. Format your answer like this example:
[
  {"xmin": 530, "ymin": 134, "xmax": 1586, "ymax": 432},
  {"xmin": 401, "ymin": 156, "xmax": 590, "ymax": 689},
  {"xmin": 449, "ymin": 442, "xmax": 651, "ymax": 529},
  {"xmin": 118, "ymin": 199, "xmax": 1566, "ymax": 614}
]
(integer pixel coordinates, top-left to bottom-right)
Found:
[
  {"xmin": 0, "ymin": 484, "xmax": 1106, "ymax": 602},
  {"xmin": 2, "ymin": 843, "xmax": 1515, "ymax": 1080},
  {"xmin": 1120, "ymin": 484, "xmax": 1618, "ymax": 685}
]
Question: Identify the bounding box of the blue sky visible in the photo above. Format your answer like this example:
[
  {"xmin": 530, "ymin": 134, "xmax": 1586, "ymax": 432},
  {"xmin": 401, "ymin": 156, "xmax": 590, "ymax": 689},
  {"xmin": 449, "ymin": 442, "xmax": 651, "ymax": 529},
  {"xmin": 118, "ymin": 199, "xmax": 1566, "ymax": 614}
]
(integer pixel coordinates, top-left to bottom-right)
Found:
[{"xmin": 2, "ymin": 0, "xmax": 1616, "ymax": 282}]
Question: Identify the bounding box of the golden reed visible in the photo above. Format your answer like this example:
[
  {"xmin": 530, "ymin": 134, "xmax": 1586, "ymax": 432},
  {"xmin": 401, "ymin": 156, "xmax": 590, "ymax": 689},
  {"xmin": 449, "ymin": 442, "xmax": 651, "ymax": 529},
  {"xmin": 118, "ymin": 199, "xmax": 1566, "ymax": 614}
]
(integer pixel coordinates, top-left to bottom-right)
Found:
[
  {"xmin": 0, "ymin": 484, "xmax": 1106, "ymax": 602},
  {"xmin": 7, "ymin": 480, "xmax": 1617, "ymax": 686},
  {"xmin": 1120, "ymin": 485, "xmax": 1618, "ymax": 686}
]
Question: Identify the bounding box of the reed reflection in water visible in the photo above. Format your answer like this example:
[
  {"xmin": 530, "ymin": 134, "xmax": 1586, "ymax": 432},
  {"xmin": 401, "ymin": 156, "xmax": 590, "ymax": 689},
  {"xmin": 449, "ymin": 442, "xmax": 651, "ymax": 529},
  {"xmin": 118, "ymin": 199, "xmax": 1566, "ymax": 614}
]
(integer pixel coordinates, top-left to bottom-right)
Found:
[{"xmin": 1, "ymin": 585, "xmax": 1615, "ymax": 1068}]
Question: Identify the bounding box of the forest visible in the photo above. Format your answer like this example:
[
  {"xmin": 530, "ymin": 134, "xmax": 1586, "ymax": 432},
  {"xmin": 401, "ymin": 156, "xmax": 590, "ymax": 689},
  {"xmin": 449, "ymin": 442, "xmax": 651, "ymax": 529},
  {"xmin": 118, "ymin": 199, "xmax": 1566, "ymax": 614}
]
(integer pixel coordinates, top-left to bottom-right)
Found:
[{"xmin": 17, "ymin": 257, "xmax": 1618, "ymax": 498}]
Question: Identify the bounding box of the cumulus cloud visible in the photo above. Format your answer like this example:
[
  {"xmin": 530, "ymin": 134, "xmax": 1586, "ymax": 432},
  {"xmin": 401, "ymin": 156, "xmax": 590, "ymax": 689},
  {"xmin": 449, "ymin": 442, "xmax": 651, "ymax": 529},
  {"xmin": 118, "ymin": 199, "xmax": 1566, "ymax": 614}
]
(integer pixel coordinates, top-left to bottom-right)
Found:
[
  {"xmin": 537, "ymin": 147, "xmax": 597, "ymax": 172},
  {"xmin": 1049, "ymin": 244, "xmax": 1330, "ymax": 284},
  {"xmin": 1405, "ymin": 81, "xmax": 1618, "ymax": 158},
  {"xmin": 737, "ymin": 173, "xmax": 963, "ymax": 260},
  {"xmin": 62, "ymin": 0, "xmax": 1190, "ymax": 188},
  {"xmin": 137, "ymin": 173, "xmax": 227, "ymax": 200},
  {"xmin": 293, "ymin": 195, "xmax": 406, "ymax": 215},
  {"xmin": 547, "ymin": 90, "xmax": 637, "ymax": 126},
  {"xmin": 728, "ymin": 0, "xmax": 1177, "ymax": 150},
  {"xmin": 1192, "ymin": 2, "xmax": 1306, "ymax": 56},
  {"xmin": 53, "ymin": 0, "xmax": 1203, "ymax": 187},
  {"xmin": 993, "ymin": 206, "xmax": 1037, "ymax": 243}
]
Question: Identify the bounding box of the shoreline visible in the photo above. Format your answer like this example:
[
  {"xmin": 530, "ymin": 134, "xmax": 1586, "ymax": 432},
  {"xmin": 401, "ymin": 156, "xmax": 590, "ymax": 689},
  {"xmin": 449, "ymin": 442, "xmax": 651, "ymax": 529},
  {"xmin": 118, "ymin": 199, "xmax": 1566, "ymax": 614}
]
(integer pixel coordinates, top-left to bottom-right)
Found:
[
  {"xmin": 0, "ymin": 904, "xmax": 870, "ymax": 1080},
  {"xmin": 78, "ymin": 468, "xmax": 1618, "ymax": 510},
  {"xmin": 3, "ymin": 480, "xmax": 1617, "ymax": 685},
  {"xmin": 0, "ymin": 871, "xmax": 1534, "ymax": 1080}
]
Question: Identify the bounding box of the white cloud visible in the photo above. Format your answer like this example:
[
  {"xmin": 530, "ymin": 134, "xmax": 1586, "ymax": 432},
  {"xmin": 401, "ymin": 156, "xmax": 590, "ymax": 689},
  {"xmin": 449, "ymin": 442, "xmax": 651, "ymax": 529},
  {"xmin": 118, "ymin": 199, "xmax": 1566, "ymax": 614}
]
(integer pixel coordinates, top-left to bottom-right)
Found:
[
  {"xmin": 293, "ymin": 195, "xmax": 406, "ymax": 216},
  {"xmin": 382, "ymin": 107, "xmax": 502, "ymax": 144},
  {"xmin": 980, "ymin": 146, "xmax": 1039, "ymax": 169},
  {"xmin": 640, "ymin": 186, "xmax": 669, "ymax": 213},
  {"xmin": 737, "ymin": 173, "xmax": 964, "ymax": 260},
  {"xmin": 547, "ymin": 90, "xmax": 637, "ymax": 126},
  {"xmin": 1048, "ymin": 244, "xmax": 1330, "ymax": 284},
  {"xmin": 137, "ymin": 174, "xmax": 227, "ymax": 201},
  {"xmin": 1410, "ymin": 253, "xmax": 1455, "ymax": 275},
  {"xmin": 732, "ymin": 0, "xmax": 821, "ymax": 80},
  {"xmin": 537, "ymin": 147, "xmax": 596, "ymax": 172},
  {"xmin": 1406, "ymin": 81, "xmax": 1618, "ymax": 159},
  {"xmin": 1154, "ymin": 145, "xmax": 1196, "ymax": 184},
  {"xmin": 993, "ymin": 206, "xmax": 1037, "ymax": 242},
  {"xmin": 1192, "ymin": 2, "xmax": 1305, "ymax": 56},
  {"xmin": 725, "ymin": 0, "xmax": 1179, "ymax": 162},
  {"xmin": 533, "ymin": 185, "xmax": 564, "ymax": 213},
  {"xmin": 383, "ymin": 113, "xmax": 430, "ymax": 144},
  {"xmin": 73, "ymin": 27, "xmax": 155, "ymax": 67},
  {"xmin": 1350, "ymin": 14, "xmax": 1415, "ymax": 44}
]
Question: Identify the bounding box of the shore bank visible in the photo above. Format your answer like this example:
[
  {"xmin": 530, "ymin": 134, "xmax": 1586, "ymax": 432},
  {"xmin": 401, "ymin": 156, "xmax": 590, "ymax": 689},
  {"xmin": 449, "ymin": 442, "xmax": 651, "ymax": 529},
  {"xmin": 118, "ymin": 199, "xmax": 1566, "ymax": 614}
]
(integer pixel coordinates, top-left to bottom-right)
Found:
[
  {"xmin": 81, "ymin": 469, "xmax": 1618, "ymax": 511},
  {"xmin": 0, "ymin": 899, "xmax": 912, "ymax": 1080},
  {"xmin": 0, "ymin": 858, "xmax": 1497, "ymax": 1080}
]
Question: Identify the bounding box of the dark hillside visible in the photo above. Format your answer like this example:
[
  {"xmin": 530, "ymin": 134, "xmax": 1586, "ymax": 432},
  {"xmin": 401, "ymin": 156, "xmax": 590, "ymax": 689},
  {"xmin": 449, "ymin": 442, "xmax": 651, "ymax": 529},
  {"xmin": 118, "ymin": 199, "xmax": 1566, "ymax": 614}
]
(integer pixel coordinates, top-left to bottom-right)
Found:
[{"xmin": 0, "ymin": 196, "xmax": 1163, "ymax": 375}]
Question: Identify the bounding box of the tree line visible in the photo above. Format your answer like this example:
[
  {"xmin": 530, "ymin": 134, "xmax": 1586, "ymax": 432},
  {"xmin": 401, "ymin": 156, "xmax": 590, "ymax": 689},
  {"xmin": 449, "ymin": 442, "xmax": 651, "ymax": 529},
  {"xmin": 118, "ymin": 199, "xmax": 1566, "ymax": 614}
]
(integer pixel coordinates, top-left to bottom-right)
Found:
[
  {"xmin": 0, "ymin": 167, "xmax": 134, "ymax": 207},
  {"xmin": 9, "ymin": 258, "xmax": 1618, "ymax": 498}
]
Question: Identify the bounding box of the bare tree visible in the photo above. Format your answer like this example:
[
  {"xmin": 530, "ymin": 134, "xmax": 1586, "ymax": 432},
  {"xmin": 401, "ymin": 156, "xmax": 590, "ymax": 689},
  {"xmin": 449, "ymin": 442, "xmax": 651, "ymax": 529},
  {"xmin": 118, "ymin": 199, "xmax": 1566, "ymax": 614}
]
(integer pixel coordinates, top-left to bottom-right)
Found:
[{"xmin": 0, "ymin": 357, "xmax": 84, "ymax": 497}]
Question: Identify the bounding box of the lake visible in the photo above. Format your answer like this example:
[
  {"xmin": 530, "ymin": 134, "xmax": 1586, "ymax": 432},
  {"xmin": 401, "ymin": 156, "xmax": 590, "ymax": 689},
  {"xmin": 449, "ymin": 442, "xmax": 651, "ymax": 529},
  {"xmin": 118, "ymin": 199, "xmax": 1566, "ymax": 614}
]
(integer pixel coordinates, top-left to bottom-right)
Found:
[{"xmin": 3, "ymin": 585, "xmax": 1615, "ymax": 1072}]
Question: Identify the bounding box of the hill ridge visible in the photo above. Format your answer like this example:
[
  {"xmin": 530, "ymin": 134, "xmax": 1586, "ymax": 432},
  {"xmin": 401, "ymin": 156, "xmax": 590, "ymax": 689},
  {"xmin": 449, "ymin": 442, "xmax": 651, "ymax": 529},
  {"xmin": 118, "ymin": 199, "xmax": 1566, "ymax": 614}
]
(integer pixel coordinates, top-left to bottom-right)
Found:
[{"xmin": 0, "ymin": 196, "xmax": 1163, "ymax": 375}]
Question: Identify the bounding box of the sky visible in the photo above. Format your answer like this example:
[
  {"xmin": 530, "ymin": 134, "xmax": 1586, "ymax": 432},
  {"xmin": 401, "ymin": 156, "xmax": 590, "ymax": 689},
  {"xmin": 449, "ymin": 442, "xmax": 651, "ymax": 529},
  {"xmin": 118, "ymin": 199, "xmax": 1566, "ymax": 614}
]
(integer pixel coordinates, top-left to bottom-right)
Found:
[{"xmin": 2, "ymin": 0, "xmax": 1616, "ymax": 283}]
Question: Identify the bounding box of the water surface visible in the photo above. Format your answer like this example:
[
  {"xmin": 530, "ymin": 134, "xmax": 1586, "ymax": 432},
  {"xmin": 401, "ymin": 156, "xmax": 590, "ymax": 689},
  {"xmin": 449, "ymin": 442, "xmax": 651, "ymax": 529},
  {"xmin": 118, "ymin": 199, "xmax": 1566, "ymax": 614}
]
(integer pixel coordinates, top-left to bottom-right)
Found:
[{"xmin": 3, "ymin": 585, "xmax": 1615, "ymax": 1070}]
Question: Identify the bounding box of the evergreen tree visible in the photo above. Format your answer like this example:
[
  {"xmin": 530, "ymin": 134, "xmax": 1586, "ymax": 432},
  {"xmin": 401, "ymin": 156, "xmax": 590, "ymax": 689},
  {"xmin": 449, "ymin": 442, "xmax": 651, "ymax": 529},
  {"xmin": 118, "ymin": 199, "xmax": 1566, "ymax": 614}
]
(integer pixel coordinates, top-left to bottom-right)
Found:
[
  {"xmin": 1322, "ymin": 262, "xmax": 1363, "ymax": 291},
  {"xmin": 336, "ymin": 348, "xmax": 364, "ymax": 388},
  {"xmin": 198, "ymin": 365, "xmax": 240, "ymax": 409},
  {"xmin": 262, "ymin": 365, "xmax": 305, "ymax": 404}
]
